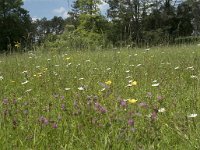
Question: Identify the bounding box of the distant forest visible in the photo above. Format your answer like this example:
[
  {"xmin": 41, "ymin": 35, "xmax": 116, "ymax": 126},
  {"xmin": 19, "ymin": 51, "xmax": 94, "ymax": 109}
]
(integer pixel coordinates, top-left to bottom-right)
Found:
[{"xmin": 0, "ymin": 0, "xmax": 200, "ymax": 51}]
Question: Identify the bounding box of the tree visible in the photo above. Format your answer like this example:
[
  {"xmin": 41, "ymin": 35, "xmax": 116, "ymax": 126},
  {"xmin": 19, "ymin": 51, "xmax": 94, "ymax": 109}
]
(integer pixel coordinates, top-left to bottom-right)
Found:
[
  {"xmin": 179, "ymin": 0, "xmax": 200, "ymax": 36},
  {"xmin": 70, "ymin": 0, "xmax": 105, "ymax": 32},
  {"xmin": 67, "ymin": 0, "xmax": 109, "ymax": 34},
  {"xmin": 50, "ymin": 16, "xmax": 65, "ymax": 34},
  {"xmin": 66, "ymin": 1, "xmax": 80, "ymax": 27},
  {"xmin": 78, "ymin": 0, "xmax": 101, "ymax": 15},
  {"xmin": 107, "ymin": 0, "xmax": 153, "ymax": 45},
  {"xmin": 191, "ymin": 1, "xmax": 200, "ymax": 35},
  {"xmin": 176, "ymin": 2, "xmax": 193, "ymax": 36},
  {"xmin": 32, "ymin": 16, "xmax": 66, "ymax": 45},
  {"xmin": 0, "ymin": 0, "xmax": 32, "ymax": 51}
]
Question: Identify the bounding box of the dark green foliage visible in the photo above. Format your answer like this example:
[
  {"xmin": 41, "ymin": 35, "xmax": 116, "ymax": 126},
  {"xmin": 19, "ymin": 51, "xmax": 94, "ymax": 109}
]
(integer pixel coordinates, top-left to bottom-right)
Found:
[
  {"xmin": 191, "ymin": 1, "xmax": 200, "ymax": 35},
  {"xmin": 175, "ymin": 36, "xmax": 200, "ymax": 44},
  {"xmin": 33, "ymin": 17, "xmax": 66, "ymax": 44},
  {"xmin": 176, "ymin": 2, "xmax": 193, "ymax": 36},
  {"xmin": 0, "ymin": 0, "xmax": 32, "ymax": 52}
]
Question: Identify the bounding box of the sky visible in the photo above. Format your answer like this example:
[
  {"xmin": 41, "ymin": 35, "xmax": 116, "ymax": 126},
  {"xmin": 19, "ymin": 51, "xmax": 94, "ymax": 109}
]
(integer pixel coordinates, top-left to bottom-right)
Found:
[{"xmin": 22, "ymin": 0, "xmax": 109, "ymax": 21}]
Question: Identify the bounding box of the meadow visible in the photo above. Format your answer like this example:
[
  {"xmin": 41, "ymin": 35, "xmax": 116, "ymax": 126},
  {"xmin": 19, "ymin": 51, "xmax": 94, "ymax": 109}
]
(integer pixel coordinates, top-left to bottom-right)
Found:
[{"xmin": 0, "ymin": 45, "xmax": 200, "ymax": 149}]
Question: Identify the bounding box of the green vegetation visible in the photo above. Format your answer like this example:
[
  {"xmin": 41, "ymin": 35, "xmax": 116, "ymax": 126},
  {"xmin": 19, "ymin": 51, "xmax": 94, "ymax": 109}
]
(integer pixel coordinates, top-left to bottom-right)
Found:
[{"xmin": 0, "ymin": 45, "xmax": 200, "ymax": 149}]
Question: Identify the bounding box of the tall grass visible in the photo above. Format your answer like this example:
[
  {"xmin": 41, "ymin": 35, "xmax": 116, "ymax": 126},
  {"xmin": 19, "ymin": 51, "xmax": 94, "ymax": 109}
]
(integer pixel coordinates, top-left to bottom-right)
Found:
[{"xmin": 0, "ymin": 45, "xmax": 200, "ymax": 149}]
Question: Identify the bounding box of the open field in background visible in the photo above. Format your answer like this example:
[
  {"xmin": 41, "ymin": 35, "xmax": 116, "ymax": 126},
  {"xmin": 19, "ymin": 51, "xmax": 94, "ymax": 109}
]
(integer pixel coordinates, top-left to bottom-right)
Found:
[{"xmin": 0, "ymin": 45, "xmax": 200, "ymax": 149}]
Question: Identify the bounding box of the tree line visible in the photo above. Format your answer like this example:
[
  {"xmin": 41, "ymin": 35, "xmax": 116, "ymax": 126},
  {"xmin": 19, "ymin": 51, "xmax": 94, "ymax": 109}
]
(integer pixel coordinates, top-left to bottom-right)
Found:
[{"xmin": 0, "ymin": 0, "xmax": 200, "ymax": 52}]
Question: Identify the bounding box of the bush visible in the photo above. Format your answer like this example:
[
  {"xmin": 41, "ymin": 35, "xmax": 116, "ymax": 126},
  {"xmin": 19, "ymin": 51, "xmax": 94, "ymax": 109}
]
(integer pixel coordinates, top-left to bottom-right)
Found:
[{"xmin": 43, "ymin": 25, "xmax": 108, "ymax": 51}]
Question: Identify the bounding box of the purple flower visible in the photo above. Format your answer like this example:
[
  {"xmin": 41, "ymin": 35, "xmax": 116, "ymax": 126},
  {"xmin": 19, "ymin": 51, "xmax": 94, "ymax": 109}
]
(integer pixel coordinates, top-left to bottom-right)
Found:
[
  {"xmin": 99, "ymin": 106, "xmax": 107, "ymax": 114},
  {"xmin": 13, "ymin": 99, "xmax": 17, "ymax": 104},
  {"xmin": 39, "ymin": 116, "xmax": 49, "ymax": 125},
  {"xmin": 157, "ymin": 95, "xmax": 163, "ymax": 101},
  {"xmin": 120, "ymin": 100, "xmax": 127, "ymax": 107},
  {"xmin": 61, "ymin": 104, "xmax": 66, "ymax": 111},
  {"xmin": 52, "ymin": 123, "xmax": 58, "ymax": 129},
  {"xmin": 60, "ymin": 96, "xmax": 65, "ymax": 100},
  {"xmin": 94, "ymin": 102, "xmax": 100, "ymax": 108},
  {"xmin": 138, "ymin": 102, "xmax": 148, "ymax": 108},
  {"xmin": 39, "ymin": 116, "xmax": 44, "ymax": 122},
  {"xmin": 94, "ymin": 102, "xmax": 107, "ymax": 114},
  {"xmin": 2, "ymin": 99, "xmax": 9, "ymax": 105},
  {"xmin": 128, "ymin": 119, "xmax": 134, "ymax": 126},
  {"xmin": 151, "ymin": 111, "xmax": 158, "ymax": 121},
  {"xmin": 43, "ymin": 118, "xmax": 49, "ymax": 125}
]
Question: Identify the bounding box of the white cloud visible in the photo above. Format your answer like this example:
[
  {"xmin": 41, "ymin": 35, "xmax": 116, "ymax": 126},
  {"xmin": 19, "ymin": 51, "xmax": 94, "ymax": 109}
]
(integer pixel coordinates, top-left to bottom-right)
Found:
[
  {"xmin": 53, "ymin": 7, "xmax": 65, "ymax": 14},
  {"xmin": 63, "ymin": 11, "xmax": 69, "ymax": 19},
  {"xmin": 53, "ymin": 7, "xmax": 69, "ymax": 19},
  {"xmin": 31, "ymin": 16, "xmax": 41, "ymax": 22},
  {"xmin": 99, "ymin": 1, "xmax": 109, "ymax": 15}
]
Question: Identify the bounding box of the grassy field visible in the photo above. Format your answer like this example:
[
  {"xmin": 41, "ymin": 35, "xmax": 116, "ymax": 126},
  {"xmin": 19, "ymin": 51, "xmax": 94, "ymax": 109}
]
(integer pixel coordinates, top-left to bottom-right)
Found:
[{"xmin": 0, "ymin": 45, "xmax": 200, "ymax": 149}]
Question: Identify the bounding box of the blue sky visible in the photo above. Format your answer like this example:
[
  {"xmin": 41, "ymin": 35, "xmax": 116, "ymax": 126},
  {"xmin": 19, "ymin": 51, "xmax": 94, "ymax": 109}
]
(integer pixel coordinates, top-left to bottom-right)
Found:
[{"xmin": 22, "ymin": 0, "xmax": 109, "ymax": 20}]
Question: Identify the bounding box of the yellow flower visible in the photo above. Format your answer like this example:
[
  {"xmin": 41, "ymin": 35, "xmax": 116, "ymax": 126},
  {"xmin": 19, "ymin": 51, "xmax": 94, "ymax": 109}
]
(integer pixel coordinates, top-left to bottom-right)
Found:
[
  {"xmin": 43, "ymin": 68, "xmax": 48, "ymax": 73},
  {"xmin": 105, "ymin": 80, "xmax": 112, "ymax": 85},
  {"xmin": 127, "ymin": 99, "xmax": 138, "ymax": 104},
  {"xmin": 131, "ymin": 81, "xmax": 137, "ymax": 86},
  {"xmin": 14, "ymin": 41, "xmax": 21, "ymax": 49},
  {"xmin": 37, "ymin": 72, "xmax": 42, "ymax": 77},
  {"xmin": 126, "ymin": 80, "xmax": 137, "ymax": 87},
  {"xmin": 65, "ymin": 57, "xmax": 70, "ymax": 61}
]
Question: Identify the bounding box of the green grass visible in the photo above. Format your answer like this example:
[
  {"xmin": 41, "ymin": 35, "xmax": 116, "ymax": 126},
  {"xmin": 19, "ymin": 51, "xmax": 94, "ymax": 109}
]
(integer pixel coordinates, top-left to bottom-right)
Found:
[{"xmin": 0, "ymin": 45, "xmax": 200, "ymax": 149}]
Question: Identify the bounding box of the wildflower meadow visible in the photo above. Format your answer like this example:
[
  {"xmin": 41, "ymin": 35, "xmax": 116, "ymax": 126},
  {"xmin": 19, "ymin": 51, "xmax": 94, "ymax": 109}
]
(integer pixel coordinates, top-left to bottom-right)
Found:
[{"xmin": 0, "ymin": 45, "xmax": 200, "ymax": 149}]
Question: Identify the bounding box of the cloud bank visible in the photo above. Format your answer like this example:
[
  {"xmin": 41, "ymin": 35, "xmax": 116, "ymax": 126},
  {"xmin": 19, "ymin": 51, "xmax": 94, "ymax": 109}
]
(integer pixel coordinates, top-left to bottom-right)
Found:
[{"xmin": 53, "ymin": 7, "xmax": 69, "ymax": 19}]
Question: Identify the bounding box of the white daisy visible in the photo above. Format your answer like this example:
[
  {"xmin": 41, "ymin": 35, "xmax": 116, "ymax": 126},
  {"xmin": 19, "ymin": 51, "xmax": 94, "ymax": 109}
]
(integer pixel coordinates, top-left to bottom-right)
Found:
[
  {"xmin": 174, "ymin": 67, "xmax": 179, "ymax": 70},
  {"xmin": 65, "ymin": 88, "xmax": 71, "ymax": 91},
  {"xmin": 136, "ymin": 64, "xmax": 142, "ymax": 67},
  {"xmin": 21, "ymin": 80, "xmax": 29, "ymax": 85},
  {"xmin": 158, "ymin": 108, "xmax": 166, "ymax": 113},
  {"xmin": 191, "ymin": 75, "xmax": 198, "ymax": 79},
  {"xmin": 188, "ymin": 114, "xmax": 197, "ymax": 118},
  {"xmin": 78, "ymin": 87, "xmax": 84, "ymax": 91},
  {"xmin": 0, "ymin": 76, "xmax": 3, "ymax": 80},
  {"xmin": 25, "ymin": 89, "xmax": 32, "ymax": 93},
  {"xmin": 152, "ymin": 83, "xmax": 160, "ymax": 87}
]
